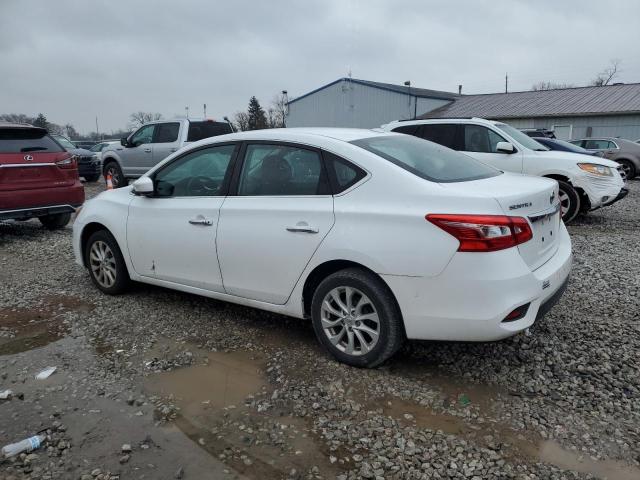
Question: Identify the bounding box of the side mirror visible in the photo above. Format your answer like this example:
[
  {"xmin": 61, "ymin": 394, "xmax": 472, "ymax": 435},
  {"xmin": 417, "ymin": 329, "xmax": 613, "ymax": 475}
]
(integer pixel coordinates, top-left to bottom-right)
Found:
[
  {"xmin": 496, "ymin": 141, "xmax": 515, "ymax": 154},
  {"xmin": 132, "ymin": 177, "xmax": 154, "ymax": 196},
  {"xmin": 120, "ymin": 137, "xmax": 129, "ymax": 147}
]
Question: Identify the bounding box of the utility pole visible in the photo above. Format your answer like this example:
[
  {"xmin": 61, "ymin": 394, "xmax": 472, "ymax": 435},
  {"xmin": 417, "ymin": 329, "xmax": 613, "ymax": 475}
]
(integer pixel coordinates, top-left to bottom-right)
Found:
[
  {"xmin": 203, "ymin": 104, "xmax": 207, "ymax": 118},
  {"xmin": 95, "ymin": 116, "xmax": 99, "ymax": 140},
  {"xmin": 505, "ymin": 73, "xmax": 508, "ymax": 93},
  {"xmin": 281, "ymin": 90, "xmax": 288, "ymax": 128}
]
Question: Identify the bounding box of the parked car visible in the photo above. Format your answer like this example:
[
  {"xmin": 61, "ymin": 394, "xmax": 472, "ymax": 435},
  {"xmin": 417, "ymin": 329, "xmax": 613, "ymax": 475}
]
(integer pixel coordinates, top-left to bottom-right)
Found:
[
  {"xmin": 51, "ymin": 134, "xmax": 101, "ymax": 182},
  {"xmin": 521, "ymin": 128, "xmax": 556, "ymax": 139},
  {"xmin": 0, "ymin": 122, "xmax": 84, "ymax": 229},
  {"xmin": 382, "ymin": 118, "xmax": 626, "ymax": 222},
  {"xmin": 101, "ymin": 118, "xmax": 233, "ymax": 187},
  {"xmin": 570, "ymin": 138, "xmax": 640, "ymax": 180},
  {"xmin": 74, "ymin": 128, "xmax": 572, "ymax": 367},
  {"xmin": 74, "ymin": 141, "xmax": 98, "ymax": 150},
  {"xmin": 89, "ymin": 140, "xmax": 120, "ymax": 162}
]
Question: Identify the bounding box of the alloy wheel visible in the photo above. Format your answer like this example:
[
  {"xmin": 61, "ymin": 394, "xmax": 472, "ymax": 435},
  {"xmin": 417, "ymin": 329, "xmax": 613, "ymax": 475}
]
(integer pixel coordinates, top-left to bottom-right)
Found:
[
  {"xmin": 620, "ymin": 163, "xmax": 631, "ymax": 181},
  {"xmin": 559, "ymin": 189, "xmax": 571, "ymax": 218},
  {"xmin": 89, "ymin": 240, "xmax": 117, "ymax": 288},
  {"xmin": 320, "ymin": 286, "xmax": 380, "ymax": 356}
]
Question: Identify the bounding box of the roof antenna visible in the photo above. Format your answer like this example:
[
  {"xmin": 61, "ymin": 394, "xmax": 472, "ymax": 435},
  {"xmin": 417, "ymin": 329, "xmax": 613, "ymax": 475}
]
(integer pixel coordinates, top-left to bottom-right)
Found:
[{"xmin": 203, "ymin": 103, "xmax": 207, "ymax": 119}]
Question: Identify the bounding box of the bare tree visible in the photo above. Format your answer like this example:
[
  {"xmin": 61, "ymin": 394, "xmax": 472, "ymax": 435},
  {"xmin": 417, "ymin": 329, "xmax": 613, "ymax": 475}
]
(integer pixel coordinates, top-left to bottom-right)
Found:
[
  {"xmin": 269, "ymin": 93, "xmax": 287, "ymax": 128},
  {"xmin": 128, "ymin": 111, "xmax": 163, "ymax": 129},
  {"xmin": 531, "ymin": 81, "xmax": 575, "ymax": 91},
  {"xmin": 234, "ymin": 111, "xmax": 249, "ymax": 131},
  {"xmin": 590, "ymin": 59, "xmax": 621, "ymax": 87},
  {"xmin": 0, "ymin": 113, "xmax": 35, "ymax": 124}
]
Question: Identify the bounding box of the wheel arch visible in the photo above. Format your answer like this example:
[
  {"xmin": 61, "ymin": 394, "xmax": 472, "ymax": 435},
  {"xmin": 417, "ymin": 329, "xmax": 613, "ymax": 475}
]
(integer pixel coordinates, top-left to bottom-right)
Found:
[
  {"xmin": 80, "ymin": 222, "xmax": 120, "ymax": 268},
  {"xmin": 301, "ymin": 259, "xmax": 402, "ymax": 321},
  {"xmin": 101, "ymin": 155, "xmax": 122, "ymax": 175}
]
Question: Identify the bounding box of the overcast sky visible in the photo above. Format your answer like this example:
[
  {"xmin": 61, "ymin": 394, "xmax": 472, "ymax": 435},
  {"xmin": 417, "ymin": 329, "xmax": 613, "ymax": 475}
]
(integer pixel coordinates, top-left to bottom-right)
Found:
[{"xmin": 1, "ymin": 0, "xmax": 638, "ymax": 134}]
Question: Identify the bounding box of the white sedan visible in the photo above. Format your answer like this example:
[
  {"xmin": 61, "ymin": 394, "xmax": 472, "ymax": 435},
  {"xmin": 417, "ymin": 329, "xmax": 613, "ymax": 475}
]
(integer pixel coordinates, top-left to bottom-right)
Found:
[{"xmin": 73, "ymin": 128, "xmax": 572, "ymax": 367}]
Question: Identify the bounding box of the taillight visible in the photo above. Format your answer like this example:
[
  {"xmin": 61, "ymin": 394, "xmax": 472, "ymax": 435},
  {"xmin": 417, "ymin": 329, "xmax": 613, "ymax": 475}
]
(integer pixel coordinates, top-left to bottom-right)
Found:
[
  {"xmin": 426, "ymin": 214, "xmax": 533, "ymax": 252},
  {"xmin": 55, "ymin": 155, "xmax": 77, "ymax": 169}
]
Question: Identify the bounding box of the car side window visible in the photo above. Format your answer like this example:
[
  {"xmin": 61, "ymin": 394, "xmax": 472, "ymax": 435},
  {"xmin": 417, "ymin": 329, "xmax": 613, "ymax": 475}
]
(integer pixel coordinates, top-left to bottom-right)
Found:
[
  {"xmin": 324, "ymin": 151, "xmax": 366, "ymax": 194},
  {"xmin": 153, "ymin": 144, "xmax": 236, "ymax": 197},
  {"xmin": 237, "ymin": 144, "xmax": 329, "ymax": 196},
  {"xmin": 607, "ymin": 141, "xmax": 618, "ymax": 149},
  {"xmin": 154, "ymin": 123, "xmax": 180, "ymax": 143},
  {"xmin": 130, "ymin": 125, "xmax": 155, "ymax": 147},
  {"xmin": 462, "ymin": 125, "xmax": 507, "ymax": 153},
  {"xmin": 392, "ymin": 125, "xmax": 419, "ymax": 135},
  {"xmin": 418, "ymin": 124, "xmax": 458, "ymax": 149}
]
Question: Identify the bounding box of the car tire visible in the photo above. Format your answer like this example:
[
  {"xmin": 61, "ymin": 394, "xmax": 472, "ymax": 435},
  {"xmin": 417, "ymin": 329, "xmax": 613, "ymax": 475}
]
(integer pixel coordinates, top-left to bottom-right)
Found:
[
  {"xmin": 617, "ymin": 159, "xmax": 636, "ymax": 180},
  {"xmin": 84, "ymin": 173, "xmax": 101, "ymax": 182},
  {"xmin": 557, "ymin": 180, "xmax": 581, "ymax": 223},
  {"xmin": 39, "ymin": 213, "xmax": 71, "ymax": 230},
  {"xmin": 85, "ymin": 230, "xmax": 130, "ymax": 295},
  {"xmin": 103, "ymin": 161, "xmax": 128, "ymax": 188},
  {"xmin": 311, "ymin": 268, "xmax": 404, "ymax": 368}
]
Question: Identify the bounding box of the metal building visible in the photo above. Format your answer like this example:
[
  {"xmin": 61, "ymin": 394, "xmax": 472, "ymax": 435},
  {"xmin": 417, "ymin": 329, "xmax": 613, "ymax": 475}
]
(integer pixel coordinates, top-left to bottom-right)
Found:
[
  {"xmin": 286, "ymin": 78, "xmax": 458, "ymax": 129},
  {"xmin": 420, "ymin": 83, "xmax": 640, "ymax": 141},
  {"xmin": 287, "ymin": 78, "xmax": 640, "ymax": 141}
]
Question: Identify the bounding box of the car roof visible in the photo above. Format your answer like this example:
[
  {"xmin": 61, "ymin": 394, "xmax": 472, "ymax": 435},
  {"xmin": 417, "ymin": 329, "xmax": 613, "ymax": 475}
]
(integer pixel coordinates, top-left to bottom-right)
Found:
[
  {"xmin": 385, "ymin": 117, "xmax": 501, "ymax": 127},
  {"xmin": 212, "ymin": 128, "xmax": 392, "ymax": 143}
]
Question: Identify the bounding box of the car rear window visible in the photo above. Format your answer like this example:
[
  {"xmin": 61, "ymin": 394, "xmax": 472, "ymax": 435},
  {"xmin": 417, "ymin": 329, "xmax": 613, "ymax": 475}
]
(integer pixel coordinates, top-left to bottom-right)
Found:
[
  {"xmin": 0, "ymin": 129, "xmax": 64, "ymax": 153},
  {"xmin": 187, "ymin": 121, "xmax": 233, "ymax": 142},
  {"xmin": 351, "ymin": 134, "xmax": 500, "ymax": 183}
]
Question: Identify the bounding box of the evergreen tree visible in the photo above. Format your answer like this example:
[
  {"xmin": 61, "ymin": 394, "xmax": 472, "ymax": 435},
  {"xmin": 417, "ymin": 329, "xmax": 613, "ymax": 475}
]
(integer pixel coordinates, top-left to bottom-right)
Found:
[
  {"xmin": 246, "ymin": 96, "xmax": 267, "ymax": 130},
  {"xmin": 33, "ymin": 113, "xmax": 48, "ymax": 129}
]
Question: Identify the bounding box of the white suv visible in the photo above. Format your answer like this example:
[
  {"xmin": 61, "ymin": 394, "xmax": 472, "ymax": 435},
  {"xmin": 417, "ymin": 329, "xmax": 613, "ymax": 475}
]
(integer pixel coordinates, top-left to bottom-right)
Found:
[{"xmin": 382, "ymin": 118, "xmax": 626, "ymax": 222}]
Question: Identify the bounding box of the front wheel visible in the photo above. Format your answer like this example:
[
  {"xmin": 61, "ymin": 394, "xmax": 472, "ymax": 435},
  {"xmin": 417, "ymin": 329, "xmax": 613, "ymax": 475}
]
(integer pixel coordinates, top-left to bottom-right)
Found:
[
  {"xmin": 39, "ymin": 213, "xmax": 71, "ymax": 230},
  {"xmin": 617, "ymin": 160, "xmax": 636, "ymax": 180},
  {"xmin": 311, "ymin": 268, "xmax": 404, "ymax": 368},
  {"xmin": 103, "ymin": 161, "xmax": 128, "ymax": 188},
  {"xmin": 557, "ymin": 180, "xmax": 581, "ymax": 223},
  {"xmin": 85, "ymin": 230, "xmax": 130, "ymax": 294}
]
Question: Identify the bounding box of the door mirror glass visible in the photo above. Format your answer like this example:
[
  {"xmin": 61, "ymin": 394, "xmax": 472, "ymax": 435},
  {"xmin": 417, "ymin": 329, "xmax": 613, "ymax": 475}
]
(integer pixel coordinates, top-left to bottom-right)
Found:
[
  {"xmin": 496, "ymin": 141, "xmax": 515, "ymax": 153},
  {"xmin": 132, "ymin": 176, "xmax": 154, "ymax": 195}
]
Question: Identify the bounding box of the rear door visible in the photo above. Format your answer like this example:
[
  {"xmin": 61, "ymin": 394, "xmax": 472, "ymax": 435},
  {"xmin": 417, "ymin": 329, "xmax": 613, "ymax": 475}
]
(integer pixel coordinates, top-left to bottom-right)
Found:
[
  {"xmin": 217, "ymin": 142, "xmax": 334, "ymax": 304},
  {"xmin": 460, "ymin": 124, "xmax": 524, "ymax": 173},
  {"xmin": 0, "ymin": 128, "xmax": 75, "ymax": 201},
  {"xmin": 152, "ymin": 122, "xmax": 181, "ymax": 164}
]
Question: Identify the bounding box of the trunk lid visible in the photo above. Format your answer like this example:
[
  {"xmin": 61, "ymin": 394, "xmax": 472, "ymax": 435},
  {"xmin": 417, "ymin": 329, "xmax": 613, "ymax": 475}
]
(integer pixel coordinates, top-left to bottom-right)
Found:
[{"xmin": 440, "ymin": 173, "xmax": 561, "ymax": 271}]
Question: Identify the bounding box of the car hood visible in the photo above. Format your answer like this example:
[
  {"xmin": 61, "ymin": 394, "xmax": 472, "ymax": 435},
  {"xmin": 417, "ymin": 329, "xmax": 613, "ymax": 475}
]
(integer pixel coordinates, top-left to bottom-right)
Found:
[
  {"xmin": 69, "ymin": 147, "xmax": 95, "ymax": 156},
  {"xmin": 531, "ymin": 150, "xmax": 619, "ymax": 168}
]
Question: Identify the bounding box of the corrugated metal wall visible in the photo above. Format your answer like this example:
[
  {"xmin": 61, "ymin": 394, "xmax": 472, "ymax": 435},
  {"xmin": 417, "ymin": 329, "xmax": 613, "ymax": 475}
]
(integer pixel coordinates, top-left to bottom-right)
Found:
[
  {"xmin": 287, "ymin": 80, "xmax": 451, "ymax": 128},
  {"xmin": 499, "ymin": 115, "xmax": 640, "ymax": 140}
]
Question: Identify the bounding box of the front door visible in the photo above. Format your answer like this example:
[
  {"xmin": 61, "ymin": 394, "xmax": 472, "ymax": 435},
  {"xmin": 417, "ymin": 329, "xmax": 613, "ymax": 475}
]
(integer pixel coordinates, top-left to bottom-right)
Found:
[
  {"xmin": 217, "ymin": 143, "xmax": 335, "ymax": 304},
  {"xmin": 123, "ymin": 124, "xmax": 156, "ymax": 177},
  {"xmin": 460, "ymin": 124, "xmax": 523, "ymax": 173},
  {"xmin": 126, "ymin": 143, "xmax": 238, "ymax": 291}
]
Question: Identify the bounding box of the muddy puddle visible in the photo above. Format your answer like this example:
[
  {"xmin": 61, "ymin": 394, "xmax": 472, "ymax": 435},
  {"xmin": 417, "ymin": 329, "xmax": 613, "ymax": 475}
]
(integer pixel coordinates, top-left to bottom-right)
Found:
[
  {"xmin": 0, "ymin": 295, "xmax": 93, "ymax": 355},
  {"xmin": 369, "ymin": 394, "xmax": 640, "ymax": 480},
  {"xmin": 145, "ymin": 346, "xmax": 341, "ymax": 479}
]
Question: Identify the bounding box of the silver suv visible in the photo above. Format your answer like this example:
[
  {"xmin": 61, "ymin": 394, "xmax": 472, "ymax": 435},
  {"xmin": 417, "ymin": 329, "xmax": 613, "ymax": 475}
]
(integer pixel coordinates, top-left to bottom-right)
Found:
[{"xmin": 101, "ymin": 118, "xmax": 233, "ymax": 187}]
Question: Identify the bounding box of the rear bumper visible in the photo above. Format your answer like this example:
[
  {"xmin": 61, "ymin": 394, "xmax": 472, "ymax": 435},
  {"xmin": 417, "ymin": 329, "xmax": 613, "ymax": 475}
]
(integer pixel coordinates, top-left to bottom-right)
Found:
[
  {"xmin": 0, "ymin": 182, "xmax": 84, "ymax": 220},
  {"xmin": 382, "ymin": 222, "xmax": 572, "ymax": 342}
]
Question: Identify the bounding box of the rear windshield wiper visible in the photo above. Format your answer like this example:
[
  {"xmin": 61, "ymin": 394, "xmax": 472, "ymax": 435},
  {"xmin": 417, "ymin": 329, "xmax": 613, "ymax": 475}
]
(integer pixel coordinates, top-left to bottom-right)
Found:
[{"xmin": 20, "ymin": 147, "xmax": 49, "ymax": 152}]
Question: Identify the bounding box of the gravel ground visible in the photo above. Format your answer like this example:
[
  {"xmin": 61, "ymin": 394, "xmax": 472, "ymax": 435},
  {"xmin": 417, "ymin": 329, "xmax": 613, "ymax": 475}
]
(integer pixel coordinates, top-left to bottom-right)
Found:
[{"xmin": 0, "ymin": 179, "xmax": 639, "ymax": 480}]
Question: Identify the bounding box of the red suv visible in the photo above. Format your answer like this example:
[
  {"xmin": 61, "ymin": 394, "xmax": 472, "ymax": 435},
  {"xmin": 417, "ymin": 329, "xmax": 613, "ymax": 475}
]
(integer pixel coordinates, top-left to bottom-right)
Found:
[{"xmin": 0, "ymin": 123, "xmax": 84, "ymax": 229}]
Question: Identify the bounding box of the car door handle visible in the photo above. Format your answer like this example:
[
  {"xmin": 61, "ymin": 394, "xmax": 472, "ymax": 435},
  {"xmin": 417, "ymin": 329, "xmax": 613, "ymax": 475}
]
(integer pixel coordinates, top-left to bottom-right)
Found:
[
  {"xmin": 144, "ymin": 148, "xmax": 152, "ymax": 153},
  {"xmin": 189, "ymin": 218, "xmax": 213, "ymax": 226},
  {"xmin": 286, "ymin": 223, "xmax": 319, "ymax": 234}
]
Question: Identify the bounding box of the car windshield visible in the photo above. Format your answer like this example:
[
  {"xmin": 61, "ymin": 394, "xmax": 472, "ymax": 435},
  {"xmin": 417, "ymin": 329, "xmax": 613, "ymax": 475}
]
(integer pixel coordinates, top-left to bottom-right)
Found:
[
  {"xmin": 54, "ymin": 135, "xmax": 76, "ymax": 150},
  {"xmin": 496, "ymin": 124, "xmax": 549, "ymax": 151},
  {"xmin": 351, "ymin": 134, "xmax": 500, "ymax": 183}
]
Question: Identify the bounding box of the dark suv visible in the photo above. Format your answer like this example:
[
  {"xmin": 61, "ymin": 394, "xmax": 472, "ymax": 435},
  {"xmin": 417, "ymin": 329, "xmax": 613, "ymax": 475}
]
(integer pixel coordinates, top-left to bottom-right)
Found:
[{"xmin": 0, "ymin": 123, "xmax": 84, "ymax": 229}]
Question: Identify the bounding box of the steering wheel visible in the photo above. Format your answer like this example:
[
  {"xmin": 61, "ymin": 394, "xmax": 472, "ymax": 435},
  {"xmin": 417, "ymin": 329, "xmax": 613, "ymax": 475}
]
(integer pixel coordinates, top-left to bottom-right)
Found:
[{"xmin": 186, "ymin": 176, "xmax": 218, "ymax": 195}]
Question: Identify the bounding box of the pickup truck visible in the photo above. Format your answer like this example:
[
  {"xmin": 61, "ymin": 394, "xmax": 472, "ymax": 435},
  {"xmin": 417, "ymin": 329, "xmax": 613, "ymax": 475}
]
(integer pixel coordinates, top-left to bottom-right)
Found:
[{"xmin": 101, "ymin": 118, "xmax": 233, "ymax": 187}]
